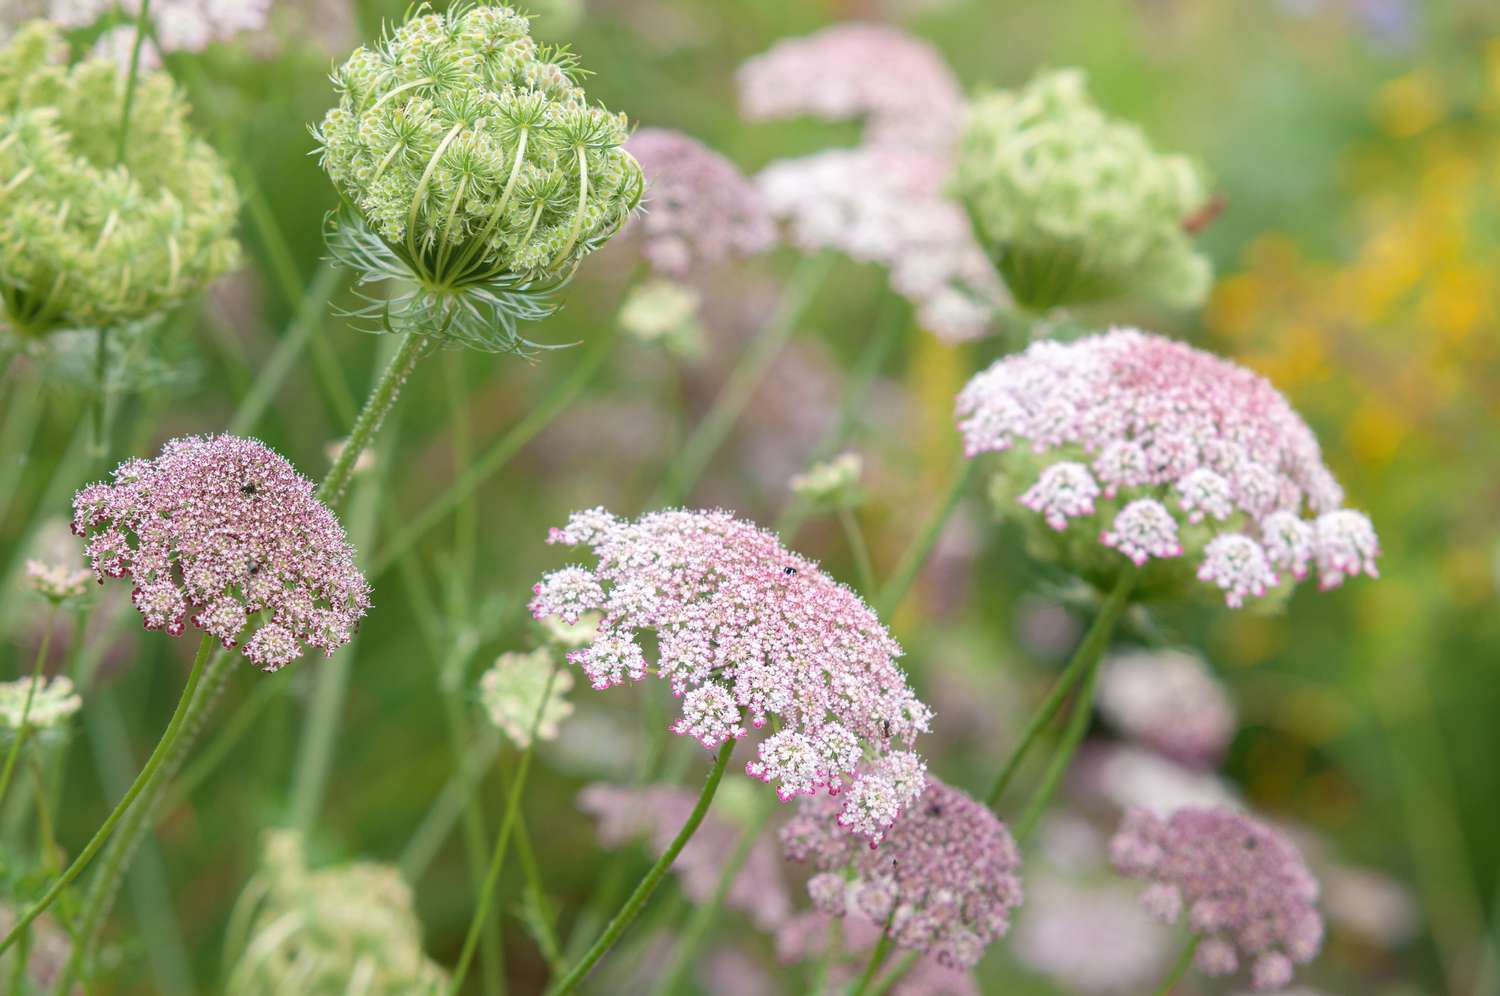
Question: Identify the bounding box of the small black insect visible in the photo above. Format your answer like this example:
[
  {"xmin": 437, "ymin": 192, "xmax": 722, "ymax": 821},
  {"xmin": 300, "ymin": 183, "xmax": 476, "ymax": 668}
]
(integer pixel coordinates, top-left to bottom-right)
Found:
[
  {"xmin": 1244, "ymin": 837, "xmax": 1258, "ymax": 850},
  {"xmin": 247, "ymin": 561, "xmax": 261, "ymax": 576},
  {"xmin": 928, "ymin": 804, "xmax": 942, "ymax": 817},
  {"xmin": 783, "ymin": 566, "xmax": 797, "ymax": 576},
  {"xmin": 241, "ymin": 481, "xmax": 259, "ymax": 496},
  {"xmin": 881, "ymin": 719, "xmax": 892, "ymax": 738}
]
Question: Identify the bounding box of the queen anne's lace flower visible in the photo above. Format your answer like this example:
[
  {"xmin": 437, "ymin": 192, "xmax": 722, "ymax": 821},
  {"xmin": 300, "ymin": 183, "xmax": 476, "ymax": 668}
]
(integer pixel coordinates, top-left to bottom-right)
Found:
[
  {"xmin": 781, "ymin": 775, "xmax": 1022, "ymax": 969},
  {"xmin": 71, "ymin": 435, "xmax": 371, "ymax": 671},
  {"xmin": 954, "ymin": 68, "xmax": 1211, "ymax": 310},
  {"xmin": 957, "ymin": 328, "xmax": 1379, "ymax": 606},
  {"xmin": 478, "ymin": 648, "xmax": 573, "ymax": 747},
  {"xmin": 25, "ymin": 559, "xmax": 91, "ymax": 603},
  {"xmin": 0, "ymin": 676, "xmax": 81, "ymax": 732},
  {"xmin": 1110, "ymin": 807, "xmax": 1323, "ymax": 991},
  {"xmin": 1097, "ymin": 649, "xmax": 1235, "ymax": 766},
  {"xmin": 530, "ymin": 507, "xmax": 931, "ymax": 843},
  {"xmin": 1011, "ymin": 876, "xmax": 1172, "ymax": 995},
  {"xmin": 789, "ymin": 451, "xmax": 863, "ymax": 506},
  {"xmin": 26, "ymin": 0, "xmax": 271, "ymax": 53}
]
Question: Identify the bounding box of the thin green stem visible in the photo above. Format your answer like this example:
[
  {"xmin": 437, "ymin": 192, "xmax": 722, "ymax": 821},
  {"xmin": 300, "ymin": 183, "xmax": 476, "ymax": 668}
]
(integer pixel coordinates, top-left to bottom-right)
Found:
[
  {"xmin": 512, "ymin": 810, "xmax": 563, "ymax": 976},
  {"xmin": 874, "ymin": 456, "xmax": 976, "ymax": 618},
  {"xmin": 228, "ymin": 263, "xmax": 344, "ymax": 434},
  {"xmin": 806, "ymin": 917, "xmax": 841, "ymax": 994},
  {"xmin": 0, "ymin": 632, "xmax": 216, "ymax": 956},
  {"xmin": 318, "ymin": 331, "xmax": 426, "ymax": 507},
  {"xmin": 398, "ymin": 728, "xmax": 502, "ymax": 881},
  {"xmin": 868, "ymin": 952, "xmax": 919, "ymax": 996},
  {"xmin": 848, "ymin": 932, "xmax": 895, "ymax": 996},
  {"xmin": 1153, "ymin": 935, "xmax": 1201, "ymax": 996},
  {"xmin": 115, "ymin": 0, "xmax": 153, "ymax": 165},
  {"xmin": 836, "ymin": 505, "xmax": 878, "ymax": 598},
  {"xmin": 0, "ymin": 607, "xmax": 55, "ymax": 808},
  {"xmin": 547, "ymin": 738, "xmax": 737, "ymax": 995},
  {"xmin": 1013, "ymin": 640, "xmax": 1103, "ymax": 842},
  {"xmin": 89, "ymin": 328, "xmax": 110, "ymax": 470}
]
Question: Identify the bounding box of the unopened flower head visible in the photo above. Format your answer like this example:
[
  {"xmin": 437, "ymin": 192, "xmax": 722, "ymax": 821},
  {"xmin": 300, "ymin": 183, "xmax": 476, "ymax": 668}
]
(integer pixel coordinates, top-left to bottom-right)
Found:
[
  {"xmin": 789, "ymin": 451, "xmax": 863, "ymax": 506},
  {"xmin": 780, "ymin": 775, "xmax": 1023, "ymax": 969},
  {"xmin": 530, "ymin": 507, "xmax": 932, "ymax": 843},
  {"xmin": 1110, "ymin": 806, "xmax": 1323, "ymax": 991},
  {"xmin": 71, "ymin": 435, "xmax": 371, "ymax": 671},
  {"xmin": 478, "ymin": 648, "xmax": 574, "ymax": 747},
  {"xmin": 0, "ymin": 676, "xmax": 81, "ymax": 732},
  {"xmin": 624, "ymin": 128, "xmax": 775, "ymax": 275},
  {"xmin": 1097, "ymin": 648, "xmax": 1236, "ymax": 765},
  {"xmin": 0, "ymin": 22, "xmax": 240, "ymax": 336},
  {"xmin": 954, "ymin": 69, "xmax": 1211, "ymax": 310},
  {"xmin": 315, "ymin": 3, "xmax": 643, "ymax": 352},
  {"xmin": 25, "ymin": 558, "xmax": 91, "ymax": 603},
  {"xmin": 956, "ymin": 328, "xmax": 1379, "ymax": 607},
  {"xmin": 617, "ymin": 278, "xmax": 703, "ymax": 357},
  {"xmin": 227, "ymin": 830, "xmax": 447, "ymax": 995}
]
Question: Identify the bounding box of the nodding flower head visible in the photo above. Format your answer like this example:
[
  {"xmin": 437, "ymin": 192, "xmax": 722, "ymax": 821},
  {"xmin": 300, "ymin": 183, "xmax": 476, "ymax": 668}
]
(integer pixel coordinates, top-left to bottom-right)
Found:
[
  {"xmin": 623, "ymin": 128, "xmax": 775, "ymax": 276},
  {"xmin": 529, "ymin": 507, "xmax": 932, "ymax": 844},
  {"xmin": 780, "ymin": 775, "xmax": 1023, "ymax": 970},
  {"xmin": 954, "ymin": 68, "xmax": 1212, "ymax": 311},
  {"xmin": 1110, "ymin": 806, "xmax": 1323, "ymax": 991},
  {"xmin": 0, "ymin": 22, "xmax": 240, "ymax": 337},
  {"xmin": 314, "ymin": 2, "xmax": 643, "ymax": 353},
  {"xmin": 71, "ymin": 435, "xmax": 371, "ymax": 671},
  {"xmin": 955, "ymin": 327, "xmax": 1379, "ymax": 608},
  {"xmin": 0, "ymin": 675, "xmax": 81, "ymax": 733}
]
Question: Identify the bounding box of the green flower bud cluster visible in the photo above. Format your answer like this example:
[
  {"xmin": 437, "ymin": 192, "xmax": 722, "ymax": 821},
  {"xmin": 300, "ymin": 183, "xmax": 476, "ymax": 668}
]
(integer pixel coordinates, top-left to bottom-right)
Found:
[
  {"xmin": 953, "ymin": 69, "xmax": 1211, "ymax": 312},
  {"xmin": 227, "ymin": 831, "xmax": 447, "ymax": 995},
  {"xmin": 315, "ymin": 2, "xmax": 643, "ymax": 350},
  {"xmin": 0, "ymin": 22, "xmax": 240, "ymax": 337}
]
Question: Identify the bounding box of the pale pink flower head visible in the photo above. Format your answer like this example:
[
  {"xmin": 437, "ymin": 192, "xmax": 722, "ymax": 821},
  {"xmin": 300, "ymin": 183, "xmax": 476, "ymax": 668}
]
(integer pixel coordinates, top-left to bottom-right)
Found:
[
  {"xmin": 1097, "ymin": 648, "xmax": 1236, "ymax": 766},
  {"xmin": 71, "ymin": 435, "xmax": 370, "ymax": 671},
  {"xmin": 531, "ymin": 507, "xmax": 931, "ymax": 844},
  {"xmin": 624, "ymin": 128, "xmax": 776, "ymax": 276},
  {"xmin": 1110, "ymin": 806, "xmax": 1323, "ymax": 991},
  {"xmin": 956, "ymin": 328, "xmax": 1379, "ymax": 607},
  {"xmin": 780, "ymin": 775, "xmax": 1022, "ymax": 969},
  {"xmin": 736, "ymin": 23, "xmax": 964, "ymax": 149}
]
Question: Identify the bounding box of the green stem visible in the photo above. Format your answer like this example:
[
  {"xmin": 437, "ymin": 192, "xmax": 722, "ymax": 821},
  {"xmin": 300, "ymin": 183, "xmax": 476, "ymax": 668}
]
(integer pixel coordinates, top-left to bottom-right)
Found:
[
  {"xmin": 228, "ymin": 263, "xmax": 344, "ymax": 434},
  {"xmin": 547, "ymin": 738, "xmax": 737, "ymax": 995},
  {"xmin": 805, "ymin": 917, "xmax": 841, "ymax": 994},
  {"xmin": 1013, "ymin": 638, "xmax": 1103, "ymax": 842},
  {"xmin": 89, "ymin": 328, "xmax": 110, "ymax": 471},
  {"xmin": 874, "ymin": 456, "xmax": 976, "ymax": 618},
  {"xmin": 0, "ymin": 632, "xmax": 216, "ymax": 956},
  {"xmin": 987, "ymin": 570, "xmax": 1135, "ymax": 810},
  {"xmin": 867, "ymin": 952, "xmax": 919, "ymax": 996},
  {"xmin": 1153, "ymin": 935, "xmax": 1201, "ymax": 995},
  {"xmin": 651, "ymin": 254, "xmax": 834, "ymax": 508},
  {"xmin": 0, "ymin": 608, "xmax": 54, "ymax": 808},
  {"xmin": 836, "ymin": 505, "xmax": 878, "ymax": 598},
  {"xmin": 318, "ymin": 331, "xmax": 426, "ymax": 507},
  {"xmin": 115, "ymin": 0, "xmax": 152, "ymax": 165},
  {"xmin": 848, "ymin": 932, "xmax": 894, "ymax": 996}
]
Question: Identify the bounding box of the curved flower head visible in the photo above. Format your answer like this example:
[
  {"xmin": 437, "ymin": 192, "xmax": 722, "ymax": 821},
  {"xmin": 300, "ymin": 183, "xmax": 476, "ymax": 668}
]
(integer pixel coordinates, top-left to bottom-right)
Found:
[
  {"xmin": 0, "ymin": 676, "xmax": 81, "ymax": 734},
  {"xmin": 624, "ymin": 128, "xmax": 775, "ymax": 276},
  {"xmin": 0, "ymin": 22, "xmax": 240, "ymax": 337},
  {"xmin": 1097, "ymin": 648, "xmax": 1236, "ymax": 766},
  {"xmin": 530, "ymin": 507, "xmax": 932, "ymax": 843},
  {"xmin": 781, "ymin": 775, "xmax": 1023, "ymax": 969},
  {"xmin": 1110, "ymin": 806, "xmax": 1323, "ymax": 991},
  {"xmin": 478, "ymin": 648, "xmax": 574, "ymax": 747},
  {"xmin": 315, "ymin": 3, "xmax": 643, "ymax": 352},
  {"xmin": 71, "ymin": 435, "xmax": 371, "ymax": 671},
  {"xmin": 954, "ymin": 69, "xmax": 1211, "ymax": 311},
  {"xmin": 956, "ymin": 328, "xmax": 1379, "ymax": 607}
]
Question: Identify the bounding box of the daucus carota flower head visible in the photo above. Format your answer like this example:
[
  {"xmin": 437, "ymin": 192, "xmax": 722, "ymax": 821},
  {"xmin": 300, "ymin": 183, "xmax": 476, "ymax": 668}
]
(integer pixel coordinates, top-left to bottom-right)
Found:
[
  {"xmin": 956, "ymin": 328, "xmax": 1379, "ymax": 607},
  {"xmin": 0, "ymin": 676, "xmax": 81, "ymax": 732},
  {"xmin": 1012, "ymin": 877, "xmax": 1171, "ymax": 995},
  {"xmin": 617, "ymin": 278, "xmax": 703, "ymax": 357},
  {"xmin": 71, "ymin": 435, "xmax": 371, "ymax": 671},
  {"xmin": 26, "ymin": 0, "xmax": 271, "ymax": 53},
  {"xmin": 954, "ymin": 68, "xmax": 1211, "ymax": 311},
  {"xmin": 624, "ymin": 128, "xmax": 775, "ymax": 275},
  {"xmin": 789, "ymin": 451, "xmax": 863, "ymax": 507},
  {"xmin": 478, "ymin": 648, "xmax": 573, "ymax": 747},
  {"xmin": 780, "ymin": 775, "xmax": 1023, "ymax": 969},
  {"xmin": 1110, "ymin": 806, "xmax": 1323, "ymax": 991},
  {"xmin": 0, "ymin": 22, "xmax": 240, "ymax": 337},
  {"xmin": 25, "ymin": 558, "xmax": 92, "ymax": 604},
  {"xmin": 1097, "ymin": 648, "xmax": 1235, "ymax": 766},
  {"xmin": 530, "ymin": 507, "xmax": 932, "ymax": 844},
  {"xmin": 314, "ymin": 2, "xmax": 643, "ymax": 352}
]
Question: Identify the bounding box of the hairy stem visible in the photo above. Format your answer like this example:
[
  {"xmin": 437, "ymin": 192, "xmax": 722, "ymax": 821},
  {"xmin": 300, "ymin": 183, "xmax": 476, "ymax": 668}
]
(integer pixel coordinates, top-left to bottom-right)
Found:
[{"xmin": 319, "ymin": 331, "xmax": 426, "ymax": 507}]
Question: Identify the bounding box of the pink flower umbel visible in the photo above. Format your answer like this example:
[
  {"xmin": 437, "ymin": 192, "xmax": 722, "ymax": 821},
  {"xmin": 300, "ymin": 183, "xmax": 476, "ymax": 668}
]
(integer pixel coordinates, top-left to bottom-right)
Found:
[
  {"xmin": 780, "ymin": 775, "xmax": 1022, "ymax": 969},
  {"xmin": 1097, "ymin": 648, "xmax": 1236, "ymax": 767},
  {"xmin": 624, "ymin": 128, "xmax": 776, "ymax": 276},
  {"xmin": 956, "ymin": 328, "xmax": 1379, "ymax": 606},
  {"xmin": 530, "ymin": 508, "xmax": 931, "ymax": 843},
  {"xmin": 1110, "ymin": 806, "xmax": 1324, "ymax": 991},
  {"xmin": 72, "ymin": 435, "xmax": 371, "ymax": 671}
]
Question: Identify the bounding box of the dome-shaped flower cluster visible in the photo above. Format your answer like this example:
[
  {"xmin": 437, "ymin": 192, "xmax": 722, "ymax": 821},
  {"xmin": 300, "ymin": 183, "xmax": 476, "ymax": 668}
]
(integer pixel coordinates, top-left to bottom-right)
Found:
[
  {"xmin": 953, "ymin": 69, "xmax": 1211, "ymax": 311},
  {"xmin": 956, "ymin": 328, "xmax": 1379, "ymax": 607},
  {"xmin": 71, "ymin": 435, "xmax": 371, "ymax": 671},
  {"xmin": 623, "ymin": 128, "xmax": 775, "ymax": 276},
  {"xmin": 1097, "ymin": 648, "xmax": 1236, "ymax": 766},
  {"xmin": 529, "ymin": 507, "xmax": 931, "ymax": 843},
  {"xmin": 478, "ymin": 648, "xmax": 574, "ymax": 747},
  {"xmin": 315, "ymin": 3, "xmax": 643, "ymax": 350},
  {"xmin": 780, "ymin": 775, "xmax": 1023, "ymax": 970},
  {"xmin": 0, "ymin": 22, "xmax": 240, "ymax": 337},
  {"xmin": 1111, "ymin": 807, "xmax": 1323, "ymax": 991}
]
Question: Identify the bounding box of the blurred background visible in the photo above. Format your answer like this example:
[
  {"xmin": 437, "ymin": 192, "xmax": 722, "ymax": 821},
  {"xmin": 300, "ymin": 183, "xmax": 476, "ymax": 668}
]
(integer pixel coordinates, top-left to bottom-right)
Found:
[{"xmin": 2, "ymin": 0, "xmax": 1500, "ymax": 993}]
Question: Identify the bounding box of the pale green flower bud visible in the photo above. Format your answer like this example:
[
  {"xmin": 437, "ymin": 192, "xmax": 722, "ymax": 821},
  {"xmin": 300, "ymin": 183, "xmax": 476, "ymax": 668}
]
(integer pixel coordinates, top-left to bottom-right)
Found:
[
  {"xmin": 789, "ymin": 451, "xmax": 864, "ymax": 507},
  {"xmin": 617, "ymin": 278, "xmax": 702, "ymax": 357},
  {"xmin": 0, "ymin": 22, "xmax": 240, "ymax": 337},
  {"xmin": 479, "ymin": 648, "xmax": 574, "ymax": 748},
  {"xmin": 315, "ymin": 2, "xmax": 644, "ymax": 352},
  {"xmin": 953, "ymin": 69, "xmax": 1211, "ymax": 312}
]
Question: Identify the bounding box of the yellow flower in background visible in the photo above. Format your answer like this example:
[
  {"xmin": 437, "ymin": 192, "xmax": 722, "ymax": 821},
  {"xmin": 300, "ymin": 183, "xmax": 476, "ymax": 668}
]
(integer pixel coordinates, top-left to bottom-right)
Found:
[{"xmin": 1375, "ymin": 70, "xmax": 1446, "ymax": 137}]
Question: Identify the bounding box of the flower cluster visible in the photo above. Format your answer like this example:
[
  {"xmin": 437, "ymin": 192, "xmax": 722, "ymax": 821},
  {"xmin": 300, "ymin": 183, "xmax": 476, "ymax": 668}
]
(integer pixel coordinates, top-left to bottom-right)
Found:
[
  {"xmin": 0, "ymin": 22, "xmax": 240, "ymax": 336},
  {"xmin": 1097, "ymin": 648, "xmax": 1236, "ymax": 766},
  {"xmin": 71, "ymin": 435, "xmax": 371, "ymax": 671},
  {"xmin": 789, "ymin": 451, "xmax": 863, "ymax": 506},
  {"xmin": 315, "ymin": 3, "xmax": 643, "ymax": 350},
  {"xmin": 1111, "ymin": 806, "xmax": 1324, "ymax": 990},
  {"xmin": 25, "ymin": 558, "xmax": 92, "ymax": 603},
  {"xmin": 780, "ymin": 775, "xmax": 1023, "ymax": 969},
  {"xmin": 956, "ymin": 328, "xmax": 1380, "ymax": 607},
  {"xmin": 1011, "ymin": 877, "xmax": 1171, "ymax": 995},
  {"xmin": 35, "ymin": 0, "xmax": 271, "ymax": 55},
  {"xmin": 530, "ymin": 507, "xmax": 931, "ymax": 843},
  {"xmin": 0, "ymin": 676, "xmax": 81, "ymax": 732},
  {"xmin": 478, "ymin": 648, "xmax": 574, "ymax": 747},
  {"xmin": 227, "ymin": 831, "xmax": 447, "ymax": 995},
  {"xmin": 624, "ymin": 128, "xmax": 775, "ymax": 275},
  {"xmin": 617, "ymin": 278, "xmax": 703, "ymax": 357},
  {"xmin": 953, "ymin": 69, "xmax": 1211, "ymax": 311}
]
